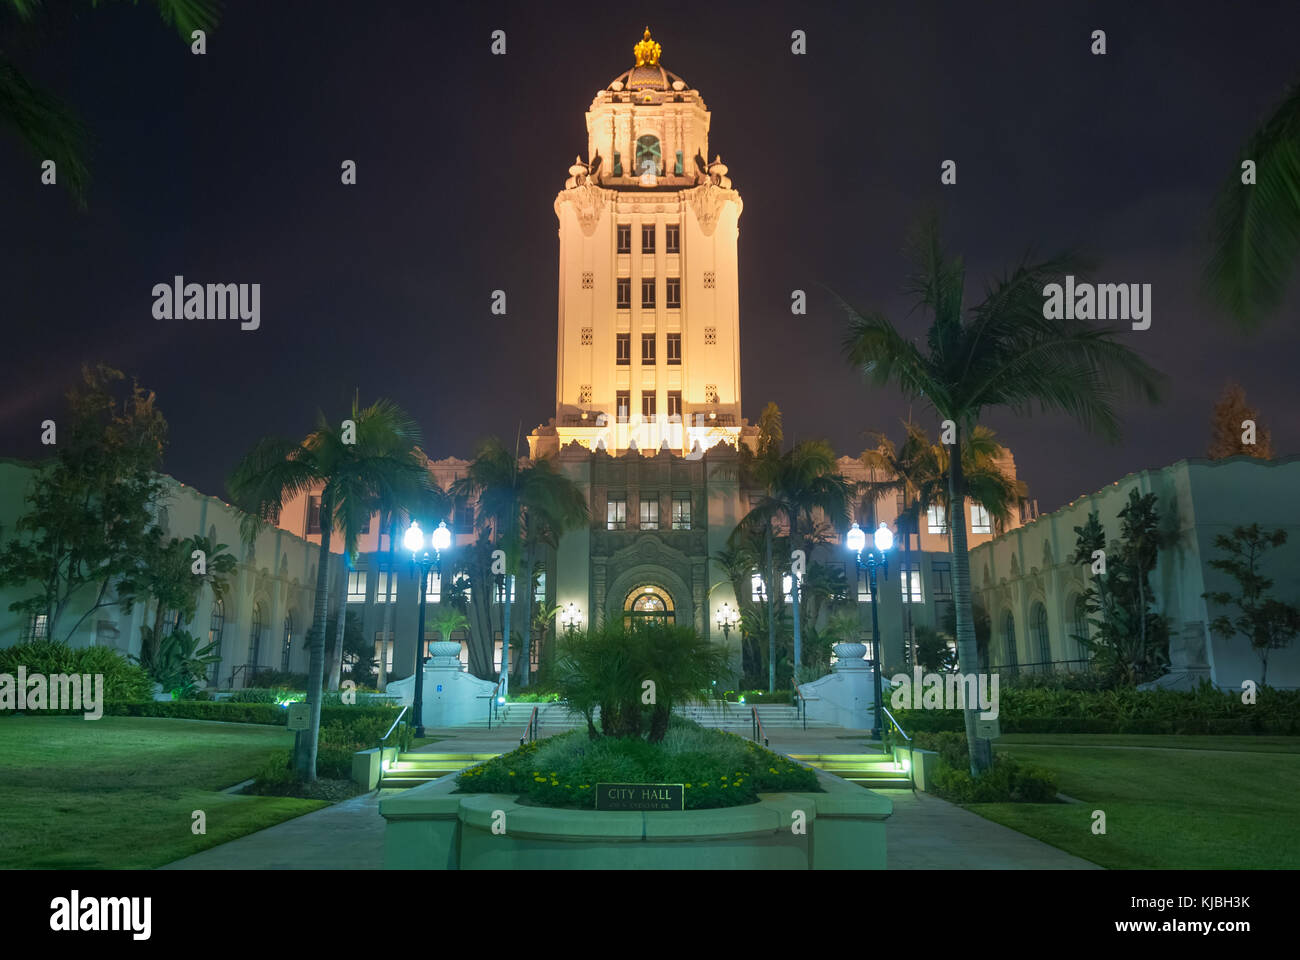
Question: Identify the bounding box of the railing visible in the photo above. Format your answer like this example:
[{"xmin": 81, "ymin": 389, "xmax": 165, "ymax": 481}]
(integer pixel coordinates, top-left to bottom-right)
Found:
[
  {"xmin": 750, "ymin": 705, "xmax": 768, "ymax": 746},
  {"xmin": 880, "ymin": 703, "xmax": 915, "ymax": 791},
  {"xmin": 519, "ymin": 704, "xmax": 539, "ymax": 746},
  {"xmin": 477, "ymin": 676, "xmax": 507, "ymax": 729},
  {"xmin": 791, "ymin": 680, "xmax": 819, "ymax": 731},
  {"xmin": 230, "ymin": 664, "xmax": 255, "ymax": 689},
  {"xmin": 372, "ymin": 704, "xmax": 409, "ymax": 793}
]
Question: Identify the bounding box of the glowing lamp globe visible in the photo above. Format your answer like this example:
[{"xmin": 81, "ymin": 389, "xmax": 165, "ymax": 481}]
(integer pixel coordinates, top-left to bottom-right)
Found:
[
  {"xmin": 874, "ymin": 522, "xmax": 894, "ymax": 553},
  {"xmin": 403, "ymin": 522, "xmax": 424, "ymax": 553},
  {"xmin": 431, "ymin": 520, "xmax": 452, "ymax": 552},
  {"xmin": 845, "ymin": 522, "xmax": 866, "ymax": 553}
]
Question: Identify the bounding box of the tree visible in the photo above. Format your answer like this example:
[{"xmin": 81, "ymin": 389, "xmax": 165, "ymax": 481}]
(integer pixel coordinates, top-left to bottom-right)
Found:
[
  {"xmin": 1206, "ymin": 80, "xmax": 1300, "ymax": 329},
  {"xmin": 1204, "ymin": 525, "xmax": 1300, "ymax": 687},
  {"xmin": 227, "ymin": 397, "xmax": 430, "ymax": 781},
  {"xmin": 1207, "ymin": 381, "xmax": 1274, "ymax": 460},
  {"xmin": 739, "ymin": 440, "xmax": 850, "ymax": 679},
  {"xmin": 914, "ymin": 624, "xmax": 958, "ymax": 673},
  {"xmin": 0, "ymin": 364, "xmax": 167, "ymax": 641},
  {"xmin": 451, "ymin": 438, "xmax": 588, "ymax": 688},
  {"xmin": 840, "ymin": 217, "xmax": 1163, "ymax": 773},
  {"xmin": 1, "ymin": 0, "xmax": 222, "ymax": 207},
  {"xmin": 1069, "ymin": 495, "xmax": 1171, "ymax": 686},
  {"xmin": 135, "ymin": 531, "xmax": 236, "ymax": 675}
]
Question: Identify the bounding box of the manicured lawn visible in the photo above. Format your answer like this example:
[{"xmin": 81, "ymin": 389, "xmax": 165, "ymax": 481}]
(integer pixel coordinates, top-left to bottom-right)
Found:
[
  {"xmin": 965, "ymin": 735, "xmax": 1300, "ymax": 869},
  {"xmin": 0, "ymin": 715, "xmax": 327, "ymax": 869}
]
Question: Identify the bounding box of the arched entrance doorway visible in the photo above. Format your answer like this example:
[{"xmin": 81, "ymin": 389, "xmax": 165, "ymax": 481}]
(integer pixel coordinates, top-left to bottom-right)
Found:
[{"xmin": 623, "ymin": 585, "xmax": 675, "ymax": 629}]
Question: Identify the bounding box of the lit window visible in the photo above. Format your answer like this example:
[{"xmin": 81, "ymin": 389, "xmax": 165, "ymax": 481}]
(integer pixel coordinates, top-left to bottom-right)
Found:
[
  {"xmin": 927, "ymin": 504, "xmax": 947, "ymax": 534},
  {"xmin": 534, "ymin": 570, "xmax": 547, "ymax": 603},
  {"xmin": 640, "ymin": 497, "xmax": 659, "ymax": 530},
  {"xmin": 851, "ymin": 563, "xmax": 872, "ymax": 601},
  {"xmin": 672, "ymin": 494, "xmax": 691, "ymax": 530},
  {"xmin": 932, "ymin": 561, "xmax": 952, "ymax": 599},
  {"xmin": 607, "ymin": 497, "xmax": 627, "ymax": 530},
  {"xmin": 616, "ymin": 391, "xmax": 631, "ymax": 422},
  {"xmin": 751, "ymin": 573, "xmax": 766, "ymax": 602},
  {"xmin": 425, "ymin": 570, "xmax": 441, "ymax": 602},
  {"xmin": 375, "ymin": 570, "xmax": 394, "ymax": 603},
  {"xmin": 307, "ymin": 495, "xmax": 322, "ymax": 535},
  {"xmin": 374, "ymin": 633, "xmax": 395, "ymax": 674},
  {"xmin": 24, "ymin": 613, "xmax": 49, "ymax": 641},
  {"xmin": 971, "ymin": 504, "xmax": 992, "ymax": 534},
  {"xmin": 782, "ymin": 573, "xmax": 793, "ymax": 602},
  {"xmin": 900, "ymin": 562, "xmax": 922, "ymax": 603},
  {"xmin": 347, "ymin": 570, "xmax": 367, "ymax": 602}
]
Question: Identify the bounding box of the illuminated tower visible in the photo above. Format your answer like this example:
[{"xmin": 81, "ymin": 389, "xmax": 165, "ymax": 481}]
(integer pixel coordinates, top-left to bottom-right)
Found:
[{"xmin": 529, "ymin": 28, "xmax": 755, "ymax": 458}]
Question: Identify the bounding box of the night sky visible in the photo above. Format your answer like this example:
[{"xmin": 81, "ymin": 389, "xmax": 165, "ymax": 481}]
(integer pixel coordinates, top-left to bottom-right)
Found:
[{"xmin": 3, "ymin": 1, "xmax": 1297, "ymax": 513}]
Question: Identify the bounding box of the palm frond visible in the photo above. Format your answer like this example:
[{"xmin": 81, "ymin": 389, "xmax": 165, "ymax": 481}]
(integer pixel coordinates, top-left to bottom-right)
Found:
[{"xmin": 0, "ymin": 57, "xmax": 90, "ymax": 206}]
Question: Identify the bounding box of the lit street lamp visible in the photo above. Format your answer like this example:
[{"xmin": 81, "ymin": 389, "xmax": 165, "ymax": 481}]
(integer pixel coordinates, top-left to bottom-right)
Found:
[
  {"xmin": 404, "ymin": 519, "xmax": 452, "ymax": 738},
  {"xmin": 559, "ymin": 602, "xmax": 583, "ymax": 635},
  {"xmin": 715, "ymin": 602, "xmax": 739, "ymax": 641},
  {"xmin": 846, "ymin": 520, "xmax": 893, "ymax": 739}
]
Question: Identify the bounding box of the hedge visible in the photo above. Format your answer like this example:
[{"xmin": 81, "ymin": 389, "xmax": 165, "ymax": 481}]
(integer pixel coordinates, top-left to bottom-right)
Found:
[{"xmin": 103, "ymin": 700, "xmax": 405, "ymax": 729}]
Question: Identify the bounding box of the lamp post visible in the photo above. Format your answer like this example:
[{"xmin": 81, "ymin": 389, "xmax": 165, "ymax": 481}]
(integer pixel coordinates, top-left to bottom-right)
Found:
[
  {"xmin": 404, "ymin": 520, "xmax": 451, "ymax": 738},
  {"xmin": 559, "ymin": 602, "xmax": 583, "ymax": 636},
  {"xmin": 846, "ymin": 520, "xmax": 893, "ymax": 739}
]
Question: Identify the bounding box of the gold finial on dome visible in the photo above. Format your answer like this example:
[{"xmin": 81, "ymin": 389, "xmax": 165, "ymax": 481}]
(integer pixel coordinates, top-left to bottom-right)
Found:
[{"xmin": 634, "ymin": 27, "xmax": 661, "ymax": 67}]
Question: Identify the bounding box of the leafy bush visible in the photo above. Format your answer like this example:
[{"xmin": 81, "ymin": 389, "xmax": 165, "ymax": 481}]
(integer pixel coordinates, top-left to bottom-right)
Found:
[
  {"xmin": 892, "ymin": 682, "xmax": 1300, "ymax": 736},
  {"xmin": 722, "ymin": 689, "xmax": 793, "ymax": 704},
  {"xmin": 455, "ymin": 726, "xmax": 820, "ymax": 810},
  {"xmin": 507, "ymin": 690, "xmax": 563, "ymax": 703},
  {"xmin": 0, "ymin": 641, "xmax": 152, "ymax": 709},
  {"xmin": 248, "ymin": 669, "xmax": 309, "ymax": 689},
  {"xmin": 225, "ymin": 688, "xmax": 283, "ymax": 703},
  {"xmin": 146, "ymin": 630, "xmax": 219, "ymax": 697},
  {"xmin": 931, "ymin": 755, "xmax": 1059, "ymax": 803}
]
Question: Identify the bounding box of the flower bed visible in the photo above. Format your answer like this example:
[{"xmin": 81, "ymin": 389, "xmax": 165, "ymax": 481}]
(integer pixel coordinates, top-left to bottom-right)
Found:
[{"xmin": 455, "ymin": 727, "xmax": 819, "ymax": 810}]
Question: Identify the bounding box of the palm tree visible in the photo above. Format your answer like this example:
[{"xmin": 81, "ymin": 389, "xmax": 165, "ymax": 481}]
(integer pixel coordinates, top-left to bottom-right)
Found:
[
  {"xmin": 1207, "ymin": 81, "xmax": 1300, "ymax": 329},
  {"xmin": 451, "ymin": 438, "xmax": 588, "ymax": 688},
  {"xmin": 740, "ymin": 440, "xmax": 851, "ymax": 677},
  {"xmin": 840, "ymin": 217, "xmax": 1163, "ymax": 774},
  {"xmin": 228, "ymin": 397, "xmax": 430, "ymax": 780},
  {"xmin": 2, "ymin": 0, "xmax": 221, "ymax": 206}
]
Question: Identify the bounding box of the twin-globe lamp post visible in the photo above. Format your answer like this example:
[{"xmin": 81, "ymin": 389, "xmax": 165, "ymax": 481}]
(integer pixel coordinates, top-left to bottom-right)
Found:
[
  {"xmin": 404, "ymin": 519, "xmax": 452, "ymax": 738},
  {"xmin": 846, "ymin": 520, "xmax": 894, "ymax": 740}
]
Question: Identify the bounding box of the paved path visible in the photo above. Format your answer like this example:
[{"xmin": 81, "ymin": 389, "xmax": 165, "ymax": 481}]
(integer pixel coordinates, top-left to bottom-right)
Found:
[{"xmin": 158, "ymin": 724, "xmax": 1098, "ymax": 870}]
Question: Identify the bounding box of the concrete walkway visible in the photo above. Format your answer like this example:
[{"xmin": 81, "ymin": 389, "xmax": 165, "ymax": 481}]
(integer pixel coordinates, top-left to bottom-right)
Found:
[{"xmin": 159, "ymin": 724, "xmax": 1098, "ymax": 870}]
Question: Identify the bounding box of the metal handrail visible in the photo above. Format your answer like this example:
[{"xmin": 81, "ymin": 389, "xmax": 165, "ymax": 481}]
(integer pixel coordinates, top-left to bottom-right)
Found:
[
  {"xmin": 880, "ymin": 703, "xmax": 916, "ymax": 792},
  {"xmin": 519, "ymin": 704, "xmax": 539, "ymax": 746},
  {"xmin": 880, "ymin": 704, "xmax": 910, "ymax": 741},
  {"xmin": 750, "ymin": 705, "xmax": 768, "ymax": 746},
  {"xmin": 380, "ymin": 704, "xmax": 410, "ymax": 744}
]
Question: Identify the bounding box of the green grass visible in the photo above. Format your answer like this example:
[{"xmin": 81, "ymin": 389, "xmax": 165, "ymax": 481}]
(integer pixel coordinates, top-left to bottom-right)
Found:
[
  {"xmin": 962, "ymin": 736, "xmax": 1300, "ymax": 869},
  {"xmin": 0, "ymin": 715, "xmax": 327, "ymax": 869}
]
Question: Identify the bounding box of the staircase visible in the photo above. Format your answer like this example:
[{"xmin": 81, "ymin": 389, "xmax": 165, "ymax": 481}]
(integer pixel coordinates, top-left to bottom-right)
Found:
[
  {"xmin": 456, "ymin": 700, "xmax": 839, "ymax": 731},
  {"xmin": 790, "ymin": 753, "xmax": 913, "ymax": 789},
  {"xmin": 378, "ymin": 752, "xmax": 498, "ymax": 789}
]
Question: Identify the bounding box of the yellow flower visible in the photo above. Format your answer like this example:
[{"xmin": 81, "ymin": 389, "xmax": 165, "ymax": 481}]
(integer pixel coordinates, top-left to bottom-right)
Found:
[
  {"xmin": 685, "ymin": 783, "xmax": 691, "ymax": 788},
  {"xmin": 508, "ymin": 771, "xmax": 516, "ymax": 776}
]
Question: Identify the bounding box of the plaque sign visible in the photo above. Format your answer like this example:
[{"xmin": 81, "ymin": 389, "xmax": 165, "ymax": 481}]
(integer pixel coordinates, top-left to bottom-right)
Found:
[
  {"xmin": 976, "ymin": 717, "xmax": 1001, "ymax": 740},
  {"xmin": 287, "ymin": 702, "xmax": 310, "ymax": 731},
  {"xmin": 594, "ymin": 783, "xmax": 685, "ymax": 811}
]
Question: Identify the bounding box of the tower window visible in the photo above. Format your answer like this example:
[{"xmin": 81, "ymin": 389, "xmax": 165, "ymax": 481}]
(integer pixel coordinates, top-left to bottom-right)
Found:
[
  {"xmin": 641, "ymin": 278, "xmax": 656, "ymax": 309},
  {"xmin": 616, "ymin": 332, "xmax": 631, "ymax": 365},
  {"xmin": 617, "ymin": 277, "xmax": 631, "ymax": 308},
  {"xmin": 617, "ymin": 224, "xmax": 631, "ymax": 254},
  {"xmin": 666, "ymin": 277, "xmax": 681, "ymax": 309},
  {"xmin": 641, "ymin": 391, "xmax": 656, "ymax": 418},
  {"xmin": 635, "ymin": 135, "xmax": 662, "ymax": 177},
  {"xmin": 616, "ymin": 391, "xmax": 631, "ymax": 423},
  {"xmin": 640, "ymin": 497, "xmax": 659, "ymax": 530},
  {"xmin": 672, "ymin": 494, "xmax": 692, "ymax": 530},
  {"xmin": 641, "ymin": 333, "xmax": 656, "ymax": 362},
  {"xmin": 667, "ymin": 390, "xmax": 682, "ymax": 420},
  {"xmin": 665, "ymin": 224, "xmax": 680, "ymax": 253},
  {"xmin": 666, "ymin": 332, "xmax": 681, "ymax": 364},
  {"xmin": 641, "ymin": 224, "xmax": 655, "ymax": 254}
]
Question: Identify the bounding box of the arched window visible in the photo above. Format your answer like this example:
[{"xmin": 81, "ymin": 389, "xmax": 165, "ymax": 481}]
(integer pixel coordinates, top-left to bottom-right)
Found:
[
  {"xmin": 635, "ymin": 134, "xmax": 662, "ymax": 176},
  {"xmin": 208, "ymin": 600, "xmax": 225, "ymax": 683},
  {"xmin": 624, "ymin": 585, "xmax": 674, "ymax": 629},
  {"xmin": 1032, "ymin": 603, "xmax": 1051, "ymax": 673},
  {"xmin": 1003, "ymin": 611, "xmax": 1018, "ymax": 677},
  {"xmin": 249, "ymin": 604, "xmax": 264, "ymax": 666},
  {"xmin": 281, "ymin": 613, "xmax": 294, "ymax": 671}
]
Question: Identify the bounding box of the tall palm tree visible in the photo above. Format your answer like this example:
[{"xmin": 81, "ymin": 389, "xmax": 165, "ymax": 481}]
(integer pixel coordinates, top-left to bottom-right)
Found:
[
  {"xmin": 740, "ymin": 440, "xmax": 851, "ymax": 676},
  {"xmin": 228, "ymin": 397, "xmax": 430, "ymax": 780},
  {"xmin": 840, "ymin": 218, "xmax": 1163, "ymax": 774},
  {"xmin": 452, "ymin": 438, "xmax": 587, "ymax": 688},
  {"xmin": 1207, "ymin": 81, "xmax": 1300, "ymax": 329}
]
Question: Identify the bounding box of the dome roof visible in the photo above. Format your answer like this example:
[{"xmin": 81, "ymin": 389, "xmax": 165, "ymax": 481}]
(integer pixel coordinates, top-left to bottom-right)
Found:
[{"xmin": 606, "ymin": 28, "xmax": 688, "ymax": 92}]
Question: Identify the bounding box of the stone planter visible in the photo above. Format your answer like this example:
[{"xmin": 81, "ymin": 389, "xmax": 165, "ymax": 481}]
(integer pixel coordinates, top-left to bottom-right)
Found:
[{"xmin": 379, "ymin": 768, "xmax": 892, "ymax": 870}]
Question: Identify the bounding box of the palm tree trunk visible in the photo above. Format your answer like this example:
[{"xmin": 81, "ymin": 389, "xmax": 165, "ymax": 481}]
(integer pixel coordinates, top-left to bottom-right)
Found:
[
  {"xmin": 765, "ymin": 526, "xmax": 776, "ymax": 693},
  {"xmin": 297, "ymin": 491, "xmax": 332, "ymax": 781},
  {"xmin": 328, "ymin": 557, "xmax": 346, "ymax": 690},
  {"xmin": 518, "ymin": 548, "xmax": 537, "ymax": 687},
  {"xmin": 378, "ymin": 517, "xmax": 397, "ymax": 690},
  {"xmin": 903, "ymin": 502, "xmax": 914, "ymax": 667},
  {"xmin": 790, "ymin": 517, "xmax": 802, "ymax": 676},
  {"xmin": 500, "ymin": 572, "xmax": 512, "ymax": 698},
  {"xmin": 948, "ymin": 424, "xmax": 992, "ymax": 776}
]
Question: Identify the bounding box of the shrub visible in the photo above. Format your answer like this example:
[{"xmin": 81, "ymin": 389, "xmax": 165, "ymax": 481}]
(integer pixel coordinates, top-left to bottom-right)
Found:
[
  {"xmin": 225, "ymin": 688, "xmax": 285, "ymax": 703},
  {"xmin": 249, "ymin": 669, "xmax": 309, "ymax": 689},
  {"xmin": 0, "ymin": 641, "xmax": 152, "ymax": 709},
  {"xmin": 455, "ymin": 727, "xmax": 820, "ymax": 810},
  {"xmin": 931, "ymin": 755, "xmax": 1059, "ymax": 803}
]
